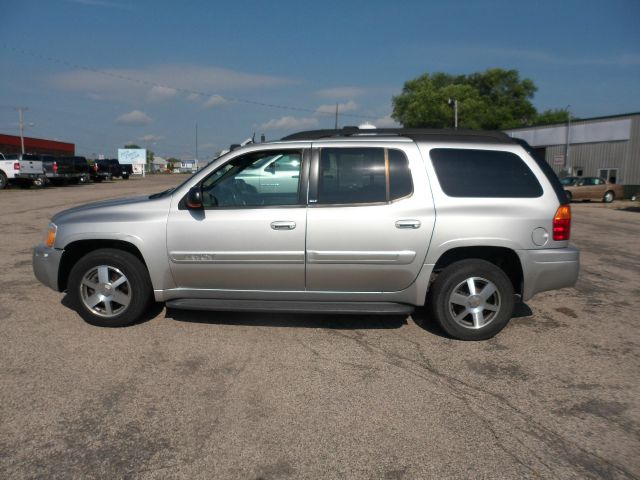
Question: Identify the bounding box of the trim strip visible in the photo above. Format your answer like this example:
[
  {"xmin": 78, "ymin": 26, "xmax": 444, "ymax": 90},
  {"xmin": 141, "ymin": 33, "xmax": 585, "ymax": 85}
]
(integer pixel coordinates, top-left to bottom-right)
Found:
[
  {"xmin": 170, "ymin": 251, "xmax": 304, "ymax": 264},
  {"xmin": 307, "ymin": 250, "xmax": 416, "ymax": 265}
]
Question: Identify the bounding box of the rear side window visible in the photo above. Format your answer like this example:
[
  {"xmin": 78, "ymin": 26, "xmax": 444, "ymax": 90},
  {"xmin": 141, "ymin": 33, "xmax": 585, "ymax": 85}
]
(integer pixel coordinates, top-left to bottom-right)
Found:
[
  {"xmin": 317, "ymin": 148, "xmax": 413, "ymax": 205},
  {"xmin": 430, "ymin": 148, "xmax": 542, "ymax": 198}
]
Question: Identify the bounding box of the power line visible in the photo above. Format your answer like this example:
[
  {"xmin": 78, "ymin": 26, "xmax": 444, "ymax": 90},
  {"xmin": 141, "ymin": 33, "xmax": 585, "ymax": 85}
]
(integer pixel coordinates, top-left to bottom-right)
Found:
[{"xmin": 1, "ymin": 44, "xmax": 372, "ymax": 120}]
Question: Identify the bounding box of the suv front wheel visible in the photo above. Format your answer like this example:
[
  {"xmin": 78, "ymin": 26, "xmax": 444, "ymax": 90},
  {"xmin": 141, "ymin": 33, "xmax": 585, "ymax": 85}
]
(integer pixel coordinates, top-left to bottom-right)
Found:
[
  {"xmin": 67, "ymin": 248, "xmax": 152, "ymax": 327},
  {"xmin": 428, "ymin": 259, "xmax": 515, "ymax": 340}
]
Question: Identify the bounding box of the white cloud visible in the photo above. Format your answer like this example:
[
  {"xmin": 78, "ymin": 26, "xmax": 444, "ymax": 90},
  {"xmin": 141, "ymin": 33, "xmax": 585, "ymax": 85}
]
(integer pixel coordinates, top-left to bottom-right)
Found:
[
  {"xmin": 147, "ymin": 85, "xmax": 177, "ymax": 102},
  {"xmin": 51, "ymin": 64, "xmax": 296, "ymax": 102},
  {"xmin": 186, "ymin": 93, "xmax": 201, "ymax": 102},
  {"xmin": 372, "ymin": 114, "xmax": 400, "ymax": 128},
  {"xmin": 139, "ymin": 134, "xmax": 164, "ymax": 143},
  {"xmin": 315, "ymin": 87, "xmax": 366, "ymax": 99},
  {"xmin": 116, "ymin": 110, "xmax": 152, "ymax": 126},
  {"xmin": 259, "ymin": 116, "xmax": 319, "ymax": 131},
  {"xmin": 316, "ymin": 100, "xmax": 358, "ymax": 115},
  {"xmin": 202, "ymin": 94, "xmax": 228, "ymax": 109}
]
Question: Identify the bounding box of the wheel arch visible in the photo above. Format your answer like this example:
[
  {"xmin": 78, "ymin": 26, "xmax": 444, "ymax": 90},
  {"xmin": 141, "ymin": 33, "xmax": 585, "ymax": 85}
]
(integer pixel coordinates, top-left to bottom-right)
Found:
[
  {"xmin": 432, "ymin": 246, "xmax": 523, "ymax": 296},
  {"xmin": 58, "ymin": 239, "xmax": 147, "ymax": 291}
]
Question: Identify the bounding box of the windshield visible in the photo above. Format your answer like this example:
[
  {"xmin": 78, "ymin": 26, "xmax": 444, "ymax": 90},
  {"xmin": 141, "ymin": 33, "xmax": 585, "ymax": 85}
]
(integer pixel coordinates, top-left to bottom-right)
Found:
[{"xmin": 560, "ymin": 177, "xmax": 578, "ymax": 186}]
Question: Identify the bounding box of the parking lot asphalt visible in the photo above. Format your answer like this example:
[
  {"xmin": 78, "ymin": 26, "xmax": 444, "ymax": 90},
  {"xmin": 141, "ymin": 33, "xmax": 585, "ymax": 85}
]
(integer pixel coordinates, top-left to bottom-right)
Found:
[{"xmin": 1, "ymin": 176, "xmax": 639, "ymax": 479}]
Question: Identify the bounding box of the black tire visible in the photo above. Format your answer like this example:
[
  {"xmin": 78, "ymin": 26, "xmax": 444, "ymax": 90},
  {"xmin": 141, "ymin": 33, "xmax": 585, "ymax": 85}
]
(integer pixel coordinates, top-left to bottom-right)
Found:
[
  {"xmin": 602, "ymin": 190, "xmax": 614, "ymax": 203},
  {"xmin": 67, "ymin": 248, "xmax": 153, "ymax": 327},
  {"xmin": 0, "ymin": 171, "xmax": 6, "ymax": 189},
  {"xmin": 122, "ymin": 174, "xmax": 129, "ymax": 180},
  {"xmin": 33, "ymin": 175, "xmax": 46, "ymax": 188},
  {"xmin": 427, "ymin": 259, "xmax": 515, "ymax": 341},
  {"xmin": 565, "ymin": 190, "xmax": 572, "ymax": 201}
]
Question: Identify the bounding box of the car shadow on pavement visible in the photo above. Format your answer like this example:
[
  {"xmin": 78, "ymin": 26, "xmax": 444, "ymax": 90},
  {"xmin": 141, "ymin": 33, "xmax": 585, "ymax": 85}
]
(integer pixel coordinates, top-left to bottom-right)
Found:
[
  {"xmin": 411, "ymin": 300, "xmax": 534, "ymax": 339},
  {"xmin": 60, "ymin": 296, "xmax": 165, "ymax": 327},
  {"xmin": 164, "ymin": 308, "xmax": 408, "ymax": 330},
  {"xmin": 616, "ymin": 206, "xmax": 640, "ymax": 213}
]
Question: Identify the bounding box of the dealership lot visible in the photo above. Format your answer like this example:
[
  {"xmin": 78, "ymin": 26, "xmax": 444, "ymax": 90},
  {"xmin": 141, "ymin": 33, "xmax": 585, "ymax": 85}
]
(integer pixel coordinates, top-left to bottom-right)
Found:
[{"xmin": 1, "ymin": 176, "xmax": 639, "ymax": 479}]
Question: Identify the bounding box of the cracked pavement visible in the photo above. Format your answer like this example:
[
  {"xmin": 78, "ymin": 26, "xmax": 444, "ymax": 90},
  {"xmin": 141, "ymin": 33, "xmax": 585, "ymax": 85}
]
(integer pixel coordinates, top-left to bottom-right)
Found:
[{"xmin": 1, "ymin": 176, "xmax": 639, "ymax": 479}]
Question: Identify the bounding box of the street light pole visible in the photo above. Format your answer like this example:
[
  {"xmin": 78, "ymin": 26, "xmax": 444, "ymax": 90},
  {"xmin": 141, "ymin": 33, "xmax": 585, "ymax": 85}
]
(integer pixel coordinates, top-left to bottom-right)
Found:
[
  {"xmin": 448, "ymin": 98, "xmax": 458, "ymax": 129},
  {"xmin": 564, "ymin": 105, "xmax": 571, "ymax": 169},
  {"xmin": 16, "ymin": 106, "xmax": 28, "ymax": 154}
]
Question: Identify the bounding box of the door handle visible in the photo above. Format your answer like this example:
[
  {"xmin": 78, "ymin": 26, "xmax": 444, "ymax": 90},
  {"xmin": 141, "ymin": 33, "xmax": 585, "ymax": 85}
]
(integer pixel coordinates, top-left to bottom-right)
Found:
[
  {"xmin": 395, "ymin": 219, "xmax": 421, "ymax": 229},
  {"xmin": 271, "ymin": 221, "xmax": 296, "ymax": 230}
]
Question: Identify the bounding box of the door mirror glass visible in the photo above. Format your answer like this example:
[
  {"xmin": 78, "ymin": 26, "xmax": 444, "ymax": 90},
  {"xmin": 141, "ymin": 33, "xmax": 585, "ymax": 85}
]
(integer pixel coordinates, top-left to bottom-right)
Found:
[{"xmin": 186, "ymin": 186, "xmax": 203, "ymax": 209}]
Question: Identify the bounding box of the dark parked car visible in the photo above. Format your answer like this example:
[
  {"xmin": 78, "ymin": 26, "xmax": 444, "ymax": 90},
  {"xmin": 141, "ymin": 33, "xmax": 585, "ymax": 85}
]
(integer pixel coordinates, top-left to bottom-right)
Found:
[
  {"xmin": 94, "ymin": 159, "xmax": 129, "ymax": 180},
  {"xmin": 40, "ymin": 155, "xmax": 85, "ymax": 185},
  {"xmin": 120, "ymin": 163, "xmax": 132, "ymax": 179}
]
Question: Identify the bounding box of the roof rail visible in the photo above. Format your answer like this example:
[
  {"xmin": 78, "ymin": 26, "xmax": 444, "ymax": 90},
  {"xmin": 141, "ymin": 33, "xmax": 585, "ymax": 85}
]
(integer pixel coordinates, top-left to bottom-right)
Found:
[{"xmin": 281, "ymin": 127, "xmax": 515, "ymax": 144}]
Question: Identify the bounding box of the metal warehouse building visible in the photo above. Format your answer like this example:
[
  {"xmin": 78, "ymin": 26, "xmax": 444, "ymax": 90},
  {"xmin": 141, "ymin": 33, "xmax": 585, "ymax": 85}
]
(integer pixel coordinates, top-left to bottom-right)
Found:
[
  {"xmin": 505, "ymin": 112, "xmax": 640, "ymax": 197},
  {"xmin": 0, "ymin": 133, "xmax": 75, "ymax": 157}
]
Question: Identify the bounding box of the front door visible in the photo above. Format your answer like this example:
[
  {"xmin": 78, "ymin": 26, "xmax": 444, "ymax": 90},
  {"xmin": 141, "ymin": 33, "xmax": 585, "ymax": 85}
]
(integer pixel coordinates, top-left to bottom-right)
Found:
[
  {"xmin": 305, "ymin": 143, "xmax": 435, "ymax": 292},
  {"xmin": 166, "ymin": 147, "xmax": 309, "ymax": 291}
]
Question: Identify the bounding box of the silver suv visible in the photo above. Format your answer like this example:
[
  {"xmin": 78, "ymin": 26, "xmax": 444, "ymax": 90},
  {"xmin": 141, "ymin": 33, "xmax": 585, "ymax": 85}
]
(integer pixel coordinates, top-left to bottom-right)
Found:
[{"xmin": 33, "ymin": 127, "xmax": 579, "ymax": 340}]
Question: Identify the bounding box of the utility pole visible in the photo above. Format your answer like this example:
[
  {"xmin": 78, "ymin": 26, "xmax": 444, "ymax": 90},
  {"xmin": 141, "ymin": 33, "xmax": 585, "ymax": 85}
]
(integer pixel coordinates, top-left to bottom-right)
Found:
[
  {"xmin": 448, "ymin": 98, "xmax": 458, "ymax": 129},
  {"xmin": 195, "ymin": 122, "xmax": 199, "ymax": 166},
  {"xmin": 334, "ymin": 103, "xmax": 339, "ymax": 130},
  {"xmin": 16, "ymin": 107, "xmax": 28, "ymax": 154},
  {"xmin": 564, "ymin": 105, "xmax": 571, "ymax": 169}
]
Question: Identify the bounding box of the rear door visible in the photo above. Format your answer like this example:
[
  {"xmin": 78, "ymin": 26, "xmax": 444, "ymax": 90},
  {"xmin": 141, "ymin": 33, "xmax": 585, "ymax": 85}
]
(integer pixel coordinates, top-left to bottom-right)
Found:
[{"xmin": 305, "ymin": 142, "xmax": 435, "ymax": 292}]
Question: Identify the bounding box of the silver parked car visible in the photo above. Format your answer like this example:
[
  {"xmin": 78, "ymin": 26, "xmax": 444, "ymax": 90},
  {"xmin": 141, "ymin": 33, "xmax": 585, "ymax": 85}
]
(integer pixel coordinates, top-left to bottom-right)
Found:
[{"xmin": 33, "ymin": 127, "xmax": 579, "ymax": 340}]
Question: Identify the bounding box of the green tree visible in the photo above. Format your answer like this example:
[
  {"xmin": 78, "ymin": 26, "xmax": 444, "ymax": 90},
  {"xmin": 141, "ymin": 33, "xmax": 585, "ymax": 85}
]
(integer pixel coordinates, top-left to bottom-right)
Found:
[
  {"xmin": 533, "ymin": 108, "xmax": 570, "ymax": 126},
  {"xmin": 392, "ymin": 68, "xmax": 541, "ymax": 129}
]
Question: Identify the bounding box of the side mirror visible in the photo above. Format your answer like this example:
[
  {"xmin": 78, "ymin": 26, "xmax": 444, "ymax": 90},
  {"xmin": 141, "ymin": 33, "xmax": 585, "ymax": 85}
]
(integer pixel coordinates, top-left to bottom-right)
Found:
[{"xmin": 186, "ymin": 186, "xmax": 203, "ymax": 209}]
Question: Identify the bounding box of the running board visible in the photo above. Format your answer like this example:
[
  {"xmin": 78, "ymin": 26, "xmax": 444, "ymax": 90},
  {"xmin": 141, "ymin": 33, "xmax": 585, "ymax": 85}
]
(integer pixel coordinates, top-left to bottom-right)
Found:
[{"xmin": 166, "ymin": 299, "xmax": 414, "ymax": 315}]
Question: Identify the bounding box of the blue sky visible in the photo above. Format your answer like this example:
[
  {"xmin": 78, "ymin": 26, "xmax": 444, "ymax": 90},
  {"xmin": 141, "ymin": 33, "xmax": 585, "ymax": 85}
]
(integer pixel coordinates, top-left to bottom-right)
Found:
[{"xmin": 1, "ymin": 0, "xmax": 639, "ymax": 159}]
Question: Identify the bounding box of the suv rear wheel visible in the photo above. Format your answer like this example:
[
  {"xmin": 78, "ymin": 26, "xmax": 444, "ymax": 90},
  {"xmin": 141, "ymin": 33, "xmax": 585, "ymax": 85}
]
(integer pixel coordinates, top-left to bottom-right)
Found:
[
  {"xmin": 68, "ymin": 248, "xmax": 152, "ymax": 327},
  {"xmin": 603, "ymin": 191, "xmax": 614, "ymax": 203},
  {"xmin": 428, "ymin": 259, "xmax": 514, "ymax": 340}
]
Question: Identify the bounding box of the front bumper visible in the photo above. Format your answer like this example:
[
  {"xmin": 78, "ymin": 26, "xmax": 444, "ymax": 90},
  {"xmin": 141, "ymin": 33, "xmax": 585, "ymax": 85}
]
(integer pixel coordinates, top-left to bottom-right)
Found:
[
  {"xmin": 33, "ymin": 244, "xmax": 64, "ymax": 291},
  {"xmin": 518, "ymin": 247, "xmax": 580, "ymax": 301}
]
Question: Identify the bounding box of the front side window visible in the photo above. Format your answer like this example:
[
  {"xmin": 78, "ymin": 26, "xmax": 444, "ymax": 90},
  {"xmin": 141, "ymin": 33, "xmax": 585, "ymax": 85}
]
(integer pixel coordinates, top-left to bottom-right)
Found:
[
  {"xmin": 430, "ymin": 148, "xmax": 543, "ymax": 198},
  {"xmin": 200, "ymin": 150, "xmax": 302, "ymax": 208},
  {"xmin": 317, "ymin": 148, "xmax": 412, "ymax": 205}
]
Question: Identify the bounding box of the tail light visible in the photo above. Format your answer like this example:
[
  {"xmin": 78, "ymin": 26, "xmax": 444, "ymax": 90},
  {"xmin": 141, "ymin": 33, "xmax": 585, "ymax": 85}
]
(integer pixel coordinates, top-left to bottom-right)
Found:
[
  {"xmin": 13, "ymin": 162, "xmax": 20, "ymax": 171},
  {"xmin": 553, "ymin": 205, "xmax": 571, "ymax": 241},
  {"xmin": 53, "ymin": 161, "xmax": 58, "ymax": 174}
]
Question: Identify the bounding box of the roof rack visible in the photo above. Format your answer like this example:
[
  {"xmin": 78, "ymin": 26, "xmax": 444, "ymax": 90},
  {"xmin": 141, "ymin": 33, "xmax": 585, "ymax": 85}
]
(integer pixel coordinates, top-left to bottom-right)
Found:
[{"xmin": 281, "ymin": 127, "xmax": 515, "ymax": 144}]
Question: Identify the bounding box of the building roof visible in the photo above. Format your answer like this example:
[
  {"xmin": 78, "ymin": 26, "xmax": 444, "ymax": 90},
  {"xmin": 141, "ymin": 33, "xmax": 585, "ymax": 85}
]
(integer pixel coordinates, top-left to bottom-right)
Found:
[
  {"xmin": 507, "ymin": 112, "xmax": 640, "ymax": 132},
  {"xmin": 0, "ymin": 133, "xmax": 74, "ymax": 154}
]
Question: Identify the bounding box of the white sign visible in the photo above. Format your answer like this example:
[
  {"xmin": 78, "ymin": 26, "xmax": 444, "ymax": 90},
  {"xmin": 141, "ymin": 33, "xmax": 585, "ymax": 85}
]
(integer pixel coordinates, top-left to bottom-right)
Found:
[
  {"xmin": 553, "ymin": 154, "xmax": 565, "ymax": 166},
  {"xmin": 118, "ymin": 148, "xmax": 147, "ymax": 165}
]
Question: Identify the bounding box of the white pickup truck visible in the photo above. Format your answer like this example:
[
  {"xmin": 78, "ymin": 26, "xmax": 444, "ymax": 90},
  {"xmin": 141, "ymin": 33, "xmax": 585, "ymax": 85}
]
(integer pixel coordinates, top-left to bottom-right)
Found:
[{"xmin": 0, "ymin": 153, "xmax": 45, "ymax": 189}]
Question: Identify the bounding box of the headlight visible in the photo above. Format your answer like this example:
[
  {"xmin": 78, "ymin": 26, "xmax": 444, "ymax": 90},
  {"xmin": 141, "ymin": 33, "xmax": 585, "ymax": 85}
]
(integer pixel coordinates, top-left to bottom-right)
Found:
[{"xmin": 44, "ymin": 223, "xmax": 57, "ymax": 248}]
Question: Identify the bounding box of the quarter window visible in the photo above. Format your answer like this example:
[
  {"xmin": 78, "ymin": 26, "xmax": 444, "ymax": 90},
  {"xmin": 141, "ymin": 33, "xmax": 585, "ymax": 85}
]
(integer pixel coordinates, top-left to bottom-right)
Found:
[
  {"xmin": 430, "ymin": 148, "xmax": 543, "ymax": 198},
  {"xmin": 317, "ymin": 148, "xmax": 412, "ymax": 205}
]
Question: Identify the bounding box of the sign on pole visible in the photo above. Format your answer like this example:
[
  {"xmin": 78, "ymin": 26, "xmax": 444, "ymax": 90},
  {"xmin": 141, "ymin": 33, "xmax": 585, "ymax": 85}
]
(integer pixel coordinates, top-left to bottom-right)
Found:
[{"xmin": 118, "ymin": 149, "xmax": 147, "ymax": 176}]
